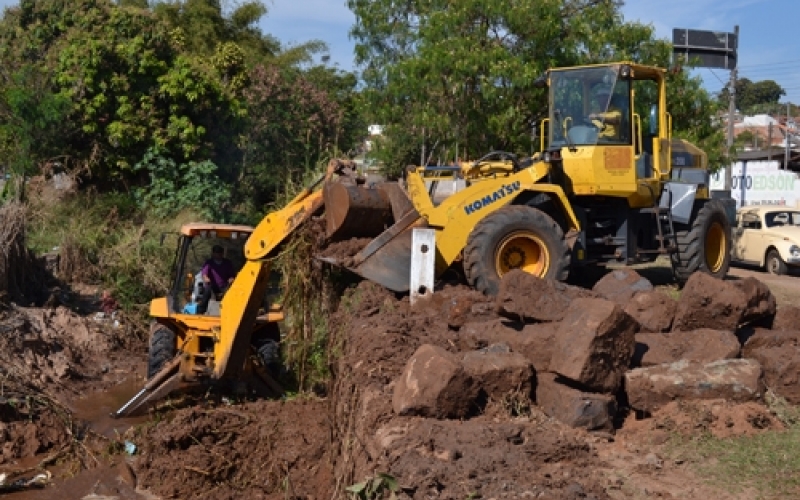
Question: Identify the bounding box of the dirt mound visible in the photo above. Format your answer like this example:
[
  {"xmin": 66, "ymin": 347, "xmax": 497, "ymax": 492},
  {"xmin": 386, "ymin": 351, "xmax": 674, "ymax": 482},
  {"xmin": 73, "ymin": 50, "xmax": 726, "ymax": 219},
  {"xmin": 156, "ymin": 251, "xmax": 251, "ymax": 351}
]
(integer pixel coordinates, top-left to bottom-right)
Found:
[
  {"xmin": 134, "ymin": 399, "xmax": 332, "ymax": 500},
  {"xmin": 0, "ymin": 302, "xmax": 145, "ymax": 475},
  {"xmin": 620, "ymin": 399, "xmax": 784, "ymax": 441}
]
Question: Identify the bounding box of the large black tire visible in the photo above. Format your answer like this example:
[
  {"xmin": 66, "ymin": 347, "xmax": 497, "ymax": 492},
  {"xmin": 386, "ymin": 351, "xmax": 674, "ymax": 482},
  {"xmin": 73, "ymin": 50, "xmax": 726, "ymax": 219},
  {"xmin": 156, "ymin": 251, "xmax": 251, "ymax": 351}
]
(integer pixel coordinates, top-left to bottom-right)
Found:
[
  {"xmin": 463, "ymin": 205, "xmax": 570, "ymax": 296},
  {"xmin": 671, "ymin": 198, "xmax": 732, "ymax": 283},
  {"xmin": 766, "ymin": 249, "xmax": 788, "ymax": 275},
  {"xmin": 147, "ymin": 322, "xmax": 177, "ymax": 379}
]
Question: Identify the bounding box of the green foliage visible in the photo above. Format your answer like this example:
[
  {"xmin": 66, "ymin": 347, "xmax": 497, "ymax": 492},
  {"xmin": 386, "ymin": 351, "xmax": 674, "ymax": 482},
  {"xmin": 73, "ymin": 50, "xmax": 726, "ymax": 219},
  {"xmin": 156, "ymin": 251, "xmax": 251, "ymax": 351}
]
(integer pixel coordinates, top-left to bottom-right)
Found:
[
  {"xmin": 346, "ymin": 473, "xmax": 399, "ymax": 500},
  {"xmin": 0, "ymin": 62, "xmax": 70, "ymax": 198},
  {"xmin": 349, "ymin": 0, "xmax": 724, "ymax": 169},
  {"xmin": 239, "ymin": 65, "xmax": 359, "ymax": 207},
  {"xmin": 132, "ymin": 147, "xmax": 231, "ymax": 220}
]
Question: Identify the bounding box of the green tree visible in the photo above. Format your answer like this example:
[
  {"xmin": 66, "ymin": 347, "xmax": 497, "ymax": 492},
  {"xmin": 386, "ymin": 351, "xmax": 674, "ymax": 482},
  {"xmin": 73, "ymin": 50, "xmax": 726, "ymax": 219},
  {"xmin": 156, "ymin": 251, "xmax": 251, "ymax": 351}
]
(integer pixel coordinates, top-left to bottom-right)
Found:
[
  {"xmin": 348, "ymin": 0, "xmax": 723, "ymax": 173},
  {"xmin": 238, "ymin": 64, "xmax": 358, "ymax": 207},
  {"xmin": 719, "ymin": 78, "xmax": 786, "ymax": 114},
  {"xmin": 0, "ymin": 0, "xmax": 243, "ymax": 185}
]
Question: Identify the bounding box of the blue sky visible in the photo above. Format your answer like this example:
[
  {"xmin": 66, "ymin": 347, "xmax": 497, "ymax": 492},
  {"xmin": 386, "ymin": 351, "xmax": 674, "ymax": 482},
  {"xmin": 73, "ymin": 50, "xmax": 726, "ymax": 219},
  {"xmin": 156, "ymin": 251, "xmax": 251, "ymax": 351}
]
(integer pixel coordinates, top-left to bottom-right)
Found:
[{"xmin": 0, "ymin": 0, "xmax": 798, "ymax": 104}]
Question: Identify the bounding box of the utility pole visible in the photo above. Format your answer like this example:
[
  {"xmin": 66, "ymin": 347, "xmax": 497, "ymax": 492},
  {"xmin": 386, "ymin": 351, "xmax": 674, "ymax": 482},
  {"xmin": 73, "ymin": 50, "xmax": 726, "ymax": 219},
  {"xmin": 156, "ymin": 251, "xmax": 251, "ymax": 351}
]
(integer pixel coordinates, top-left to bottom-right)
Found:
[
  {"xmin": 768, "ymin": 122, "xmax": 773, "ymax": 161},
  {"xmin": 725, "ymin": 25, "xmax": 740, "ymax": 190},
  {"xmin": 785, "ymin": 102, "xmax": 791, "ymax": 170}
]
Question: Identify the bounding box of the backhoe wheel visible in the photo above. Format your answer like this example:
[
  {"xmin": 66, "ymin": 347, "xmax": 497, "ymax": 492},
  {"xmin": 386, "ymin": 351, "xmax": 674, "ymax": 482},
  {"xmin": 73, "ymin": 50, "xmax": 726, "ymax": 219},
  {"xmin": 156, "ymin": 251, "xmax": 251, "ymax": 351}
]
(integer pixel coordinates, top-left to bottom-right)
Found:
[
  {"xmin": 147, "ymin": 322, "xmax": 177, "ymax": 379},
  {"xmin": 766, "ymin": 249, "xmax": 788, "ymax": 275},
  {"xmin": 463, "ymin": 205, "xmax": 570, "ymax": 296},
  {"xmin": 671, "ymin": 198, "xmax": 732, "ymax": 283},
  {"xmin": 252, "ymin": 322, "xmax": 282, "ymax": 378}
]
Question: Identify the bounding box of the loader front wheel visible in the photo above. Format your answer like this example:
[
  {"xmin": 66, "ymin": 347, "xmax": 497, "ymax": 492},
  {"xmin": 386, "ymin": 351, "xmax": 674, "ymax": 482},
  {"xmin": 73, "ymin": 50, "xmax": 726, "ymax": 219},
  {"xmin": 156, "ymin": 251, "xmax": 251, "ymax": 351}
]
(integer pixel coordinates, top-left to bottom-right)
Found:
[
  {"xmin": 671, "ymin": 198, "xmax": 732, "ymax": 283},
  {"xmin": 464, "ymin": 205, "xmax": 570, "ymax": 296},
  {"xmin": 147, "ymin": 323, "xmax": 177, "ymax": 379}
]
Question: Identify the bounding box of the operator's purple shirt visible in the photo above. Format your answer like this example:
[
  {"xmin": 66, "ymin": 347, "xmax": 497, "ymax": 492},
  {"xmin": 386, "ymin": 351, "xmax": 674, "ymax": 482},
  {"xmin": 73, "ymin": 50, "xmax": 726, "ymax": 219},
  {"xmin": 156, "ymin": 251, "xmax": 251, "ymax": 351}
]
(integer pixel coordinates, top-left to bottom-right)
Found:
[{"xmin": 202, "ymin": 258, "xmax": 235, "ymax": 290}]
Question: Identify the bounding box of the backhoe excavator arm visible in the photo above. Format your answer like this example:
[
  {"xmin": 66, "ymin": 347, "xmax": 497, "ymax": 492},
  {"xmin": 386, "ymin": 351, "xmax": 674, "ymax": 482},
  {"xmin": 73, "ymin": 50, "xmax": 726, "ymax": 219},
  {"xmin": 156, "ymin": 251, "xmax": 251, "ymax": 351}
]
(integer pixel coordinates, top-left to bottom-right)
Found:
[
  {"xmin": 113, "ymin": 160, "xmax": 351, "ymax": 417},
  {"xmin": 213, "ymin": 159, "xmax": 351, "ymax": 378}
]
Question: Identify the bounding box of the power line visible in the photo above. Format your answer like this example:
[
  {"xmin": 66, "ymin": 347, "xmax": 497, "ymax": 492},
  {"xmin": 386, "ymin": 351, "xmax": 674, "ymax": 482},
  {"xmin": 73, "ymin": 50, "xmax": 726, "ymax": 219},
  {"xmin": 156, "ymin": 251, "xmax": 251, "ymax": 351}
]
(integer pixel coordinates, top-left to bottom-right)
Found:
[{"xmin": 737, "ymin": 58, "xmax": 800, "ymax": 70}]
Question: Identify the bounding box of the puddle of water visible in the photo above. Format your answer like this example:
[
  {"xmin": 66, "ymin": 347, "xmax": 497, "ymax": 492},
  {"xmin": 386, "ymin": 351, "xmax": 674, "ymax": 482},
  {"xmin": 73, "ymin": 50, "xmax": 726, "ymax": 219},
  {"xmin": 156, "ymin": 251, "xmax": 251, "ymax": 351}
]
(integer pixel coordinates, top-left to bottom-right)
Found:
[{"xmin": 70, "ymin": 377, "xmax": 149, "ymax": 438}]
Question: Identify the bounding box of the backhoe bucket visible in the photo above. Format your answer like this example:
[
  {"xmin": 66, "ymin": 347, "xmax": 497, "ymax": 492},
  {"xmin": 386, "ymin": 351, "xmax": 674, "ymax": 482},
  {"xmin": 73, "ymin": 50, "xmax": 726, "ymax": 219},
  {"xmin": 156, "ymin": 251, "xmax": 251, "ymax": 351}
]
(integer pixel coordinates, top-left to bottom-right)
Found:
[{"xmin": 323, "ymin": 181, "xmax": 394, "ymax": 240}]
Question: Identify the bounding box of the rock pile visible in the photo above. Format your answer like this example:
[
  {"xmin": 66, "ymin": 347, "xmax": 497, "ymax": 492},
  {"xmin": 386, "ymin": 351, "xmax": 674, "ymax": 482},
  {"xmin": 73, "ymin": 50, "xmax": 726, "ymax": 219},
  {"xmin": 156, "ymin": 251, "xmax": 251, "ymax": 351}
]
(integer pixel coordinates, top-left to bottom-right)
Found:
[{"xmin": 391, "ymin": 269, "xmax": 797, "ymax": 430}]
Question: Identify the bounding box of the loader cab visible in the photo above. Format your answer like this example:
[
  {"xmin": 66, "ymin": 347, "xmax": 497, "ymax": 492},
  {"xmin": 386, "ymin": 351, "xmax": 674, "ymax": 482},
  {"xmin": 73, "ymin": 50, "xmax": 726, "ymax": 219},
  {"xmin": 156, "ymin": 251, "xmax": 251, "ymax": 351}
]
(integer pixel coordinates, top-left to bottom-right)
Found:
[
  {"xmin": 544, "ymin": 62, "xmax": 672, "ymax": 207},
  {"xmin": 165, "ymin": 223, "xmax": 254, "ymax": 316}
]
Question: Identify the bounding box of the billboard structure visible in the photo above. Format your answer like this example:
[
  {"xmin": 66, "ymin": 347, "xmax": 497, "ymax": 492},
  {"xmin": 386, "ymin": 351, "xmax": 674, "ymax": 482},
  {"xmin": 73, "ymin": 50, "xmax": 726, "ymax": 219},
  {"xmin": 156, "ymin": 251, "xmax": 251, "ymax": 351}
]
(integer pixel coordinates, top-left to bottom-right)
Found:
[
  {"xmin": 672, "ymin": 28, "xmax": 737, "ymax": 70},
  {"xmin": 710, "ymin": 160, "xmax": 799, "ymax": 208}
]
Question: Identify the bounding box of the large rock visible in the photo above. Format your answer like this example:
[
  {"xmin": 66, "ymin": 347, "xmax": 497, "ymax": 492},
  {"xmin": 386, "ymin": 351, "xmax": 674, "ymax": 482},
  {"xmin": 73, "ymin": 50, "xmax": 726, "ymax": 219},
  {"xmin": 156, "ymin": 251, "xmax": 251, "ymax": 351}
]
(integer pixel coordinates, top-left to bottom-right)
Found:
[
  {"xmin": 393, "ymin": 344, "xmax": 478, "ymax": 419},
  {"xmin": 624, "ymin": 290, "xmax": 676, "ymax": 333},
  {"xmin": 772, "ymin": 305, "xmax": 800, "ymax": 331},
  {"xmin": 550, "ymin": 298, "xmax": 638, "ymax": 392},
  {"xmin": 458, "ymin": 320, "xmax": 558, "ymax": 372},
  {"xmin": 625, "ymin": 359, "xmax": 764, "ymax": 413},
  {"xmin": 672, "ymin": 273, "xmax": 747, "ymax": 332},
  {"xmin": 633, "ymin": 329, "xmax": 740, "ymax": 368},
  {"xmin": 495, "ymin": 270, "xmax": 595, "ymax": 323},
  {"xmin": 592, "ymin": 269, "xmax": 653, "ymax": 304},
  {"xmin": 462, "ymin": 347, "xmax": 534, "ymax": 400},
  {"xmin": 732, "ymin": 277, "xmax": 777, "ymax": 325},
  {"xmin": 742, "ymin": 329, "xmax": 800, "ymax": 404},
  {"xmin": 535, "ymin": 373, "xmax": 616, "ymax": 432},
  {"xmin": 515, "ymin": 323, "xmax": 558, "ymax": 372}
]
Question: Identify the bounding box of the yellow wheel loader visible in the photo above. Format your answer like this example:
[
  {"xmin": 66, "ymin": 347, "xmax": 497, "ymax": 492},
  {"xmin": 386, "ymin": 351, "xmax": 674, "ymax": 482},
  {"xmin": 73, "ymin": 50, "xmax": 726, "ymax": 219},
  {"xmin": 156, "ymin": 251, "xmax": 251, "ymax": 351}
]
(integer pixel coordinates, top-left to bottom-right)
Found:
[
  {"xmin": 321, "ymin": 62, "xmax": 733, "ymax": 294},
  {"xmin": 115, "ymin": 62, "xmax": 732, "ymax": 416}
]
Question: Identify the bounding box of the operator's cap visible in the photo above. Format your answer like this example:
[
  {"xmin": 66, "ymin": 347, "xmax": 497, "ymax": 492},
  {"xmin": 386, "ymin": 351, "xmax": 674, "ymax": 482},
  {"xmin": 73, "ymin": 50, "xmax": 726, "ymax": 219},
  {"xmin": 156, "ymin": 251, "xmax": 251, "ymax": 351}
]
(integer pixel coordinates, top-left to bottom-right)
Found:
[{"xmin": 212, "ymin": 244, "xmax": 224, "ymax": 253}]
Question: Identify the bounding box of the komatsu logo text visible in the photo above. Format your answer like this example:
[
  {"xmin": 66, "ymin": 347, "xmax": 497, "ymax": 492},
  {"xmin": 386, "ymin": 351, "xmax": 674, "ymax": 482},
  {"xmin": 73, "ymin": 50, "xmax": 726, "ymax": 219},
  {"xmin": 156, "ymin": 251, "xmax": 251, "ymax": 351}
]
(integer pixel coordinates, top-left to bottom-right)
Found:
[{"xmin": 464, "ymin": 181, "xmax": 521, "ymax": 215}]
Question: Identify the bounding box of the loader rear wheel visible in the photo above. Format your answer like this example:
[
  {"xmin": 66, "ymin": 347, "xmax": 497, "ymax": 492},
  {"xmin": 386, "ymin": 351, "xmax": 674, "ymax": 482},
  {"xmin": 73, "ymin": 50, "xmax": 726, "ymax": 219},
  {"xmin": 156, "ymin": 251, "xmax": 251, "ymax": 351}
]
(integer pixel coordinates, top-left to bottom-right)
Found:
[
  {"xmin": 464, "ymin": 205, "xmax": 570, "ymax": 296},
  {"xmin": 147, "ymin": 323, "xmax": 177, "ymax": 379},
  {"xmin": 671, "ymin": 199, "xmax": 732, "ymax": 283}
]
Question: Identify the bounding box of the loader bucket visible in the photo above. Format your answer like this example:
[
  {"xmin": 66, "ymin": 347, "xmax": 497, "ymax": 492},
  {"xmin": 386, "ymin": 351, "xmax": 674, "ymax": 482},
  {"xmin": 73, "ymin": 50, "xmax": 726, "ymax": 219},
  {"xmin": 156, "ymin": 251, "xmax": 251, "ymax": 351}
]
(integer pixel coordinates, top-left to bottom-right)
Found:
[
  {"xmin": 319, "ymin": 210, "xmax": 426, "ymax": 292},
  {"xmin": 320, "ymin": 177, "xmax": 423, "ymax": 292}
]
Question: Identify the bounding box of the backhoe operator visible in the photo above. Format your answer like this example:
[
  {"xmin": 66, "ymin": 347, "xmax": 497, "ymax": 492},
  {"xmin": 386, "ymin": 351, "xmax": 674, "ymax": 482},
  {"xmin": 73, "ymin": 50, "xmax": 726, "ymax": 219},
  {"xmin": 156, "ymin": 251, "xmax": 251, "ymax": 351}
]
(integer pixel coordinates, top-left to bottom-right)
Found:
[{"xmin": 197, "ymin": 245, "xmax": 234, "ymax": 314}]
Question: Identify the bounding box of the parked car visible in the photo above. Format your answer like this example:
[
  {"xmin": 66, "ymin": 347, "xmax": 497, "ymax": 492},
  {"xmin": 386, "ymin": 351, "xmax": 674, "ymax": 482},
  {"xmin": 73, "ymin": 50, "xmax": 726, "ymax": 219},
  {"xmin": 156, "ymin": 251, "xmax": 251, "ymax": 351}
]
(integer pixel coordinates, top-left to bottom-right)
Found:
[{"xmin": 731, "ymin": 205, "xmax": 800, "ymax": 275}]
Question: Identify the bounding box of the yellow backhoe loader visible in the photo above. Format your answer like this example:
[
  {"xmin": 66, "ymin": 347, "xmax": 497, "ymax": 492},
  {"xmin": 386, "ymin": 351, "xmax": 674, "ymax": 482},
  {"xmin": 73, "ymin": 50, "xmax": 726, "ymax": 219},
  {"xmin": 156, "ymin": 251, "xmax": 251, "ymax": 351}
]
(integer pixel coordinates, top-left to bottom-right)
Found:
[{"xmin": 114, "ymin": 62, "xmax": 732, "ymax": 417}]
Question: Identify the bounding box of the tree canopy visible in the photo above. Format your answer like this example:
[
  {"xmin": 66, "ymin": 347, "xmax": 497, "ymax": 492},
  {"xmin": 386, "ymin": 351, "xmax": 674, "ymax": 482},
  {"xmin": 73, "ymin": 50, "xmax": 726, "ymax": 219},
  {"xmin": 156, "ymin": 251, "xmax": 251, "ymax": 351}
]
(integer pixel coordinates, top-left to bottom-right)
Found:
[
  {"xmin": 0, "ymin": 0, "xmax": 362, "ymax": 212},
  {"xmin": 348, "ymin": 0, "xmax": 725, "ymax": 172},
  {"xmin": 719, "ymin": 78, "xmax": 786, "ymax": 115}
]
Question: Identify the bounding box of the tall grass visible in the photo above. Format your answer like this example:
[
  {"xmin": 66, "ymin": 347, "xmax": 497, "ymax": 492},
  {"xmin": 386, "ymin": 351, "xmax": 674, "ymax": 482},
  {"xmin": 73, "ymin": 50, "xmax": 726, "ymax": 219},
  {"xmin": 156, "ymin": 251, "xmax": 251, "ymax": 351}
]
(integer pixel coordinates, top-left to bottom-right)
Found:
[
  {"xmin": 272, "ymin": 160, "xmax": 352, "ymax": 394},
  {"xmin": 25, "ymin": 182, "xmax": 201, "ymax": 310}
]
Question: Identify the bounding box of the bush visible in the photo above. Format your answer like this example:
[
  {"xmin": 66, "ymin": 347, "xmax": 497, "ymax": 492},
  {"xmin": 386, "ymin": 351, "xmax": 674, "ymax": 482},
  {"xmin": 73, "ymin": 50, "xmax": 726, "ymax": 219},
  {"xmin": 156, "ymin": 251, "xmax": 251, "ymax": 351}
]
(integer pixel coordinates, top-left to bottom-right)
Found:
[{"xmin": 132, "ymin": 148, "xmax": 231, "ymax": 221}]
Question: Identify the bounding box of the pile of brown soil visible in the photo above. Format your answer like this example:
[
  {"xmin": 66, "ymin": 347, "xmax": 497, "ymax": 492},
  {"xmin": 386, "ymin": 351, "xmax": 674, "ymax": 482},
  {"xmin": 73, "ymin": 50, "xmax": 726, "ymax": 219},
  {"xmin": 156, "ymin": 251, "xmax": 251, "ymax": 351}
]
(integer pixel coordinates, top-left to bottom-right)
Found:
[
  {"xmin": 0, "ymin": 303, "xmax": 145, "ymax": 476},
  {"xmin": 134, "ymin": 399, "xmax": 333, "ymax": 500}
]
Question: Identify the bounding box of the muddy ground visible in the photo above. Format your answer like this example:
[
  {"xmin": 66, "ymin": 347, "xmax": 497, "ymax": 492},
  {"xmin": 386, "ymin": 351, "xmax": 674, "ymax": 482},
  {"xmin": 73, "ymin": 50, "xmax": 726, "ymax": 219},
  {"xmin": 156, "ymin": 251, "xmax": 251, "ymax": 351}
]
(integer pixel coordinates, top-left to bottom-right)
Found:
[{"xmin": 1, "ymin": 258, "xmax": 799, "ymax": 499}]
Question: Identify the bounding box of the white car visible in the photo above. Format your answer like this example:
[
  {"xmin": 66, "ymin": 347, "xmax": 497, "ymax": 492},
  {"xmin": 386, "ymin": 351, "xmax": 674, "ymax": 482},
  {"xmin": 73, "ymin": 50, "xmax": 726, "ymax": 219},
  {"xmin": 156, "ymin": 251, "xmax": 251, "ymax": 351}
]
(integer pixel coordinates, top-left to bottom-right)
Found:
[{"xmin": 732, "ymin": 205, "xmax": 800, "ymax": 275}]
